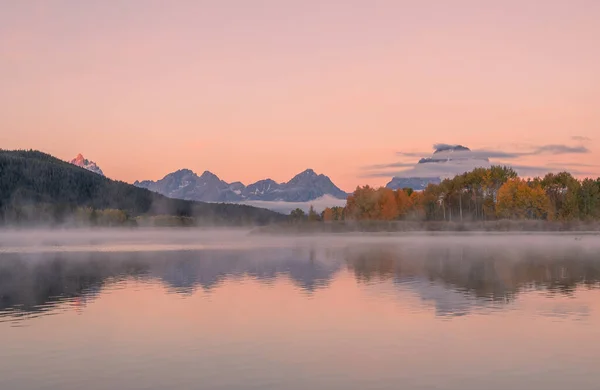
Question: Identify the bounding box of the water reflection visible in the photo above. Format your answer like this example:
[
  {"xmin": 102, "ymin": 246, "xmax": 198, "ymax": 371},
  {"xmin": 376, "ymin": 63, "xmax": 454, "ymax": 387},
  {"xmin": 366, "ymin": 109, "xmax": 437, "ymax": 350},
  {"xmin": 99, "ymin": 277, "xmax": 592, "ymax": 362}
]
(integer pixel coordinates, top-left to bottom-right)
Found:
[
  {"xmin": 347, "ymin": 244, "xmax": 600, "ymax": 295},
  {"xmin": 1, "ymin": 242, "xmax": 599, "ymax": 322}
]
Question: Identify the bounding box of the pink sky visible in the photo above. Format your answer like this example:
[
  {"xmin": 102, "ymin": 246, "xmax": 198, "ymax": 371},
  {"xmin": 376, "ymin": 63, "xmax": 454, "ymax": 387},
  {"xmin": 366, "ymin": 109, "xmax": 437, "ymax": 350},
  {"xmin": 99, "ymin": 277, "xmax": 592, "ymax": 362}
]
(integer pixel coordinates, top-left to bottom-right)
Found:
[{"xmin": 1, "ymin": 0, "xmax": 598, "ymax": 191}]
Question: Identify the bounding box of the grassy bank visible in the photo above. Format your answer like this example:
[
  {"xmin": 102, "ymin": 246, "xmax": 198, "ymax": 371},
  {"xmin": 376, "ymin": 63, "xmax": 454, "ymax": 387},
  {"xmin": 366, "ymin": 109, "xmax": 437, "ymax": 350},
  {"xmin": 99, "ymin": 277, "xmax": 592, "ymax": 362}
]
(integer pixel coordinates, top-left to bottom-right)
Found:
[{"xmin": 252, "ymin": 220, "xmax": 600, "ymax": 234}]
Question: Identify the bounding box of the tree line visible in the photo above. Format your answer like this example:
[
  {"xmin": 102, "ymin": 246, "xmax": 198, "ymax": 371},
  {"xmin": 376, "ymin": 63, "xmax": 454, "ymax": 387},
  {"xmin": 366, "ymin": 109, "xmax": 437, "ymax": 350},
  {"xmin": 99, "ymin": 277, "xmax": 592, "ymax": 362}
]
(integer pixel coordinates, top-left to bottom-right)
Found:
[{"xmin": 313, "ymin": 166, "xmax": 600, "ymax": 222}]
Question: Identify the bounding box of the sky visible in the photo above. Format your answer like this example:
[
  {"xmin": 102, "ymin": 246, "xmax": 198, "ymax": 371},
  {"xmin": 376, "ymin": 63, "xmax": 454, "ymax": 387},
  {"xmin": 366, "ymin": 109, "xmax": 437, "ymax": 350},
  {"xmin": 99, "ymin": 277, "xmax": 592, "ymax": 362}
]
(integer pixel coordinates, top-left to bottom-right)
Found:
[{"xmin": 1, "ymin": 0, "xmax": 599, "ymax": 192}]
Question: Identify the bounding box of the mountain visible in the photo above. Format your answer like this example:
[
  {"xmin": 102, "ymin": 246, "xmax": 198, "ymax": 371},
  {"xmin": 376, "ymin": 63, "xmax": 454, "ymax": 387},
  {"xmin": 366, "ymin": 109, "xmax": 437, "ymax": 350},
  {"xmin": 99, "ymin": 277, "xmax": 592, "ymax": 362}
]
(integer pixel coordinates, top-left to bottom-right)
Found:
[
  {"xmin": 134, "ymin": 169, "xmax": 243, "ymax": 202},
  {"xmin": 386, "ymin": 177, "xmax": 442, "ymax": 191},
  {"xmin": 242, "ymin": 179, "xmax": 280, "ymax": 200},
  {"xmin": 0, "ymin": 150, "xmax": 285, "ymax": 225},
  {"xmin": 134, "ymin": 168, "xmax": 348, "ymax": 203},
  {"xmin": 69, "ymin": 153, "xmax": 104, "ymax": 176},
  {"xmin": 387, "ymin": 144, "xmax": 489, "ymax": 190},
  {"xmin": 274, "ymin": 169, "xmax": 348, "ymax": 202}
]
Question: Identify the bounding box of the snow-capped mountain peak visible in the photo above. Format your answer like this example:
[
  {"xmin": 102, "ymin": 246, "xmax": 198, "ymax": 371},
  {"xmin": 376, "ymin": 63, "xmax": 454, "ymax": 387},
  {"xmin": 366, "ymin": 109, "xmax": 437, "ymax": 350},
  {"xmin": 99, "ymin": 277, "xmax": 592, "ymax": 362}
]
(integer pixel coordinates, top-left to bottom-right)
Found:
[
  {"xmin": 69, "ymin": 154, "xmax": 104, "ymax": 176},
  {"xmin": 134, "ymin": 168, "xmax": 348, "ymax": 203}
]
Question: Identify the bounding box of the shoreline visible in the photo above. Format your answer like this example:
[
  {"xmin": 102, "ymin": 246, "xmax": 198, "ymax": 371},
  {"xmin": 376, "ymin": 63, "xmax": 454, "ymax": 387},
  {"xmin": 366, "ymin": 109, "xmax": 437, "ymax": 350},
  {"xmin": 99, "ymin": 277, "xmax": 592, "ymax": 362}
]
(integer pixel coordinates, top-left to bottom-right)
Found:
[{"xmin": 251, "ymin": 220, "xmax": 600, "ymax": 234}]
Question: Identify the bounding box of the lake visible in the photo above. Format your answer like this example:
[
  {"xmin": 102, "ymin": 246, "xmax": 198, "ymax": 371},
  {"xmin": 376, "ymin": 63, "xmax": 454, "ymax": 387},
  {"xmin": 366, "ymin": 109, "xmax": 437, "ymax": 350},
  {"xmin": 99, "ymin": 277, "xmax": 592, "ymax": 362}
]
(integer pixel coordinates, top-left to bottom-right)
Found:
[{"xmin": 1, "ymin": 230, "xmax": 600, "ymax": 390}]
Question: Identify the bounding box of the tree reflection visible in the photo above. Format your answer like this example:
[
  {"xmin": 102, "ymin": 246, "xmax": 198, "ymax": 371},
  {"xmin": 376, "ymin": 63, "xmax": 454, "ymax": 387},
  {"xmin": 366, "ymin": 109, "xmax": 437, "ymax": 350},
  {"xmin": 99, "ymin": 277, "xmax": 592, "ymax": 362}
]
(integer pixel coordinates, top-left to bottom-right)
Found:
[
  {"xmin": 1, "ymin": 243, "xmax": 599, "ymax": 321},
  {"xmin": 345, "ymin": 244, "xmax": 600, "ymax": 301}
]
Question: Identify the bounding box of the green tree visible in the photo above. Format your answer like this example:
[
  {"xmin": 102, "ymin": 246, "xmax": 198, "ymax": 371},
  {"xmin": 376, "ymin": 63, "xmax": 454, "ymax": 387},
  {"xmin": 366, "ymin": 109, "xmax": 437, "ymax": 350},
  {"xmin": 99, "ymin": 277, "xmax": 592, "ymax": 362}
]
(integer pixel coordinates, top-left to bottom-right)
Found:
[
  {"xmin": 308, "ymin": 205, "xmax": 320, "ymax": 222},
  {"xmin": 579, "ymin": 178, "xmax": 600, "ymax": 219},
  {"xmin": 541, "ymin": 172, "xmax": 581, "ymax": 220},
  {"xmin": 290, "ymin": 208, "xmax": 306, "ymax": 222},
  {"xmin": 402, "ymin": 187, "xmax": 414, "ymax": 196}
]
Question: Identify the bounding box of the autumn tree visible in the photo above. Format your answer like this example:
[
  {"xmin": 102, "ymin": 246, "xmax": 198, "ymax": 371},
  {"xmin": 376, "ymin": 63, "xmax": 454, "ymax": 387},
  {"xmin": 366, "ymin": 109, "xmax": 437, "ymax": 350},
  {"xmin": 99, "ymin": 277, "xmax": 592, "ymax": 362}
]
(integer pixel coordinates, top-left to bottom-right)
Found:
[
  {"xmin": 481, "ymin": 165, "xmax": 518, "ymax": 219},
  {"xmin": 322, "ymin": 207, "xmax": 334, "ymax": 222},
  {"xmin": 395, "ymin": 189, "xmax": 413, "ymax": 218},
  {"xmin": 420, "ymin": 183, "xmax": 445, "ymax": 220},
  {"xmin": 339, "ymin": 167, "xmax": 600, "ymax": 223},
  {"xmin": 331, "ymin": 206, "xmax": 345, "ymax": 221},
  {"xmin": 345, "ymin": 186, "xmax": 380, "ymax": 220},
  {"xmin": 407, "ymin": 191, "xmax": 425, "ymax": 220},
  {"xmin": 378, "ymin": 188, "xmax": 399, "ymax": 220},
  {"xmin": 496, "ymin": 179, "xmax": 550, "ymax": 220},
  {"xmin": 541, "ymin": 172, "xmax": 581, "ymax": 220}
]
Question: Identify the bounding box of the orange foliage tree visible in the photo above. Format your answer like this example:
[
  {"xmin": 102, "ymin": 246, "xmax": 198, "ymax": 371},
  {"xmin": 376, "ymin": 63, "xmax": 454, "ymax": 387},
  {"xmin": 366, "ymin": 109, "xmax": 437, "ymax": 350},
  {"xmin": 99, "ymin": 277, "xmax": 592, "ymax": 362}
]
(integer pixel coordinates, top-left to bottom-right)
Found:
[
  {"xmin": 322, "ymin": 207, "xmax": 334, "ymax": 222},
  {"xmin": 378, "ymin": 188, "xmax": 399, "ymax": 220}
]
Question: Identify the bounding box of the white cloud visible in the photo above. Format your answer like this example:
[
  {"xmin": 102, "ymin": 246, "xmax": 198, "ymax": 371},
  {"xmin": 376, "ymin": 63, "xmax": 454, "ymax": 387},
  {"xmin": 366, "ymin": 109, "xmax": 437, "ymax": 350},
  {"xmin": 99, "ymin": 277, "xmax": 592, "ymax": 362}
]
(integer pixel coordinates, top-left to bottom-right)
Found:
[
  {"xmin": 365, "ymin": 142, "xmax": 594, "ymax": 179},
  {"xmin": 218, "ymin": 195, "xmax": 347, "ymax": 214}
]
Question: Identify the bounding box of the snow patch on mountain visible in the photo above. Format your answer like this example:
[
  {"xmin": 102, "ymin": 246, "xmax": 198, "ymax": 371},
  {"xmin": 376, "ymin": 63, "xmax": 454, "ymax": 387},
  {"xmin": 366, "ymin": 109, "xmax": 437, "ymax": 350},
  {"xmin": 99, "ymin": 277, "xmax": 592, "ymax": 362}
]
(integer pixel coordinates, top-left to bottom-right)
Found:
[
  {"xmin": 134, "ymin": 168, "xmax": 348, "ymax": 203},
  {"xmin": 69, "ymin": 154, "xmax": 104, "ymax": 176}
]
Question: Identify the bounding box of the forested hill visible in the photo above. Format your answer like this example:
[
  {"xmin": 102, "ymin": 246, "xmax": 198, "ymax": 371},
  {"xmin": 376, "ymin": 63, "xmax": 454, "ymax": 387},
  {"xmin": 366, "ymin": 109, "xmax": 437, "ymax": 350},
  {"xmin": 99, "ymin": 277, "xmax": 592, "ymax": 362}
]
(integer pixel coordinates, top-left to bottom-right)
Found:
[{"xmin": 0, "ymin": 150, "xmax": 285, "ymax": 225}]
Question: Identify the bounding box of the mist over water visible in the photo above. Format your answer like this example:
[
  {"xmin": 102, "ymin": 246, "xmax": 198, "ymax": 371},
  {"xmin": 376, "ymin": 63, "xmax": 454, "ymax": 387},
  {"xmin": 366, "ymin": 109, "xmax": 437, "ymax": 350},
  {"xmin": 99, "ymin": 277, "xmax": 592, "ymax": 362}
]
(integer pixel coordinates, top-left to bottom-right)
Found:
[{"xmin": 1, "ymin": 230, "xmax": 600, "ymax": 390}]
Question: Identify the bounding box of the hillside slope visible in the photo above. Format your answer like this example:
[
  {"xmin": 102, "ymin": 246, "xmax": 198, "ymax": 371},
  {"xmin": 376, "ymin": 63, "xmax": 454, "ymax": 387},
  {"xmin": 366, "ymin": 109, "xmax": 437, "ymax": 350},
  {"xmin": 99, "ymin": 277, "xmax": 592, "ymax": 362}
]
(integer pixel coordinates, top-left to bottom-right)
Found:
[{"xmin": 0, "ymin": 150, "xmax": 285, "ymax": 225}]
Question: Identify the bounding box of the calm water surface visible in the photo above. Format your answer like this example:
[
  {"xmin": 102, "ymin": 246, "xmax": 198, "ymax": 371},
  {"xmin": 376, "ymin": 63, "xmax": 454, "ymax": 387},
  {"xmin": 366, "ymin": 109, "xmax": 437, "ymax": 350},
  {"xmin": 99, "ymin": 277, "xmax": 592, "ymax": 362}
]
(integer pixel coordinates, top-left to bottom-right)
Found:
[{"xmin": 1, "ymin": 230, "xmax": 600, "ymax": 390}]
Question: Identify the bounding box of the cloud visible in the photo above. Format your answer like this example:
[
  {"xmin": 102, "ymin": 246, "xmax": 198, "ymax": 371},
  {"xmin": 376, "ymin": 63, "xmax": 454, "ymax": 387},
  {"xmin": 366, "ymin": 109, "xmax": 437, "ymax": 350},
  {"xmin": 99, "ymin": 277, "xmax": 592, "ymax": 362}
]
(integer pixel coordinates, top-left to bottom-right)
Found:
[
  {"xmin": 396, "ymin": 151, "xmax": 429, "ymax": 158},
  {"xmin": 362, "ymin": 142, "xmax": 595, "ymax": 180},
  {"xmin": 498, "ymin": 164, "xmax": 583, "ymax": 177},
  {"xmin": 572, "ymin": 136, "xmax": 592, "ymax": 142},
  {"xmin": 546, "ymin": 162, "xmax": 598, "ymax": 168},
  {"xmin": 361, "ymin": 162, "xmax": 415, "ymax": 170},
  {"xmin": 234, "ymin": 195, "xmax": 347, "ymax": 214},
  {"xmin": 363, "ymin": 162, "xmax": 593, "ymax": 180},
  {"xmin": 533, "ymin": 145, "xmax": 589, "ymax": 155},
  {"xmin": 432, "ymin": 143, "xmax": 460, "ymax": 150},
  {"xmin": 394, "ymin": 143, "xmax": 589, "ymax": 162},
  {"xmin": 362, "ymin": 159, "xmax": 492, "ymax": 179}
]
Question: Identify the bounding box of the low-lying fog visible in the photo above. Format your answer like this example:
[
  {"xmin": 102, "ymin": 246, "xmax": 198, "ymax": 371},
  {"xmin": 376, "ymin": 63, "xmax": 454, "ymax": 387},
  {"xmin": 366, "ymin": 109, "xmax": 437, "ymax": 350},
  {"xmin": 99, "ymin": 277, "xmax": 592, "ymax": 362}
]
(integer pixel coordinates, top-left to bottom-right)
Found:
[
  {"xmin": 2, "ymin": 228, "xmax": 600, "ymax": 323},
  {"xmin": 0, "ymin": 228, "xmax": 599, "ymax": 254}
]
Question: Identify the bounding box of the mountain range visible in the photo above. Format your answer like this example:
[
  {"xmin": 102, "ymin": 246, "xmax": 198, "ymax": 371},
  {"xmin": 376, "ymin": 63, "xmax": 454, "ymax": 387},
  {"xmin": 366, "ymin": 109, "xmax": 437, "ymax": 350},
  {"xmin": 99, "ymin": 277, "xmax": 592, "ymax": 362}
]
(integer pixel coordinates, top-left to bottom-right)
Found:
[
  {"xmin": 70, "ymin": 146, "xmax": 485, "ymax": 197},
  {"xmin": 134, "ymin": 168, "xmax": 349, "ymax": 203}
]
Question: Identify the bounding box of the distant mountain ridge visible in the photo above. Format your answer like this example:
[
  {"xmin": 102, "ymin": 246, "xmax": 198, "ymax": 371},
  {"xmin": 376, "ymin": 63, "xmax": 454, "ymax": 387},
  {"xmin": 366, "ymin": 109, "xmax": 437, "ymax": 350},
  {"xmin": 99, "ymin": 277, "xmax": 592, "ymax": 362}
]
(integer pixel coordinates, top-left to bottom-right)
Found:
[
  {"xmin": 134, "ymin": 168, "xmax": 348, "ymax": 203},
  {"xmin": 386, "ymin": 177, "xmax": 442, "ymax": 191},
  {"xmin": 70, "ymin": 153, "xmax": 104, "ymax": 176}
]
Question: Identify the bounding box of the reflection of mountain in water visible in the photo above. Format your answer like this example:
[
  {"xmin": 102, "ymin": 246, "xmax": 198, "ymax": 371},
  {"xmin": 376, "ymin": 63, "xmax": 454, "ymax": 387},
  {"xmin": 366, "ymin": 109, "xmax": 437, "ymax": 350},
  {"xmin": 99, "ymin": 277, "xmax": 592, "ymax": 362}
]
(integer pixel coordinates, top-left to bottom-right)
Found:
[
  {"xmin": 0, "ymin": 248, "xmax": 341, "ymax": 320},
  {"xmin": 1, "ymin": 242, "xmax": 600, "ymax": 321},
  {"xmin": 152, "ymin": 248, "xmax": 340, "ymax": 294}
]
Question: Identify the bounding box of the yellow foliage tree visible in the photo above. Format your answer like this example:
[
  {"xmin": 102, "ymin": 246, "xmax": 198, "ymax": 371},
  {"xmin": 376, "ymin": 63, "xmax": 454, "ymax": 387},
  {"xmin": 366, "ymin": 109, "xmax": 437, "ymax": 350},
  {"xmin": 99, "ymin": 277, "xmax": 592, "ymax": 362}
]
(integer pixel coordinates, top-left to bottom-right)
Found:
[
  {"xmin": 345, "ymin": 186, "xmax": 380, "ymax": 220},
  {"xmin": 496, "ymin": 179, "xmax": 550, "ymax": 220}
]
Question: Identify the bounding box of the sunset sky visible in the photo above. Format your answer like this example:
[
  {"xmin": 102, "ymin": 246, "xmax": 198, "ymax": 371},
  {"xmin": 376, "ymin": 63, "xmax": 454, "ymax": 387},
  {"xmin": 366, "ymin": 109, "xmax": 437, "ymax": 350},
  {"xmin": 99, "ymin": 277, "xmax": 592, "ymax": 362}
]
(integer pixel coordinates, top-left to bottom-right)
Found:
[{"xmin": 1, "ymin": 0, "xmax": 598, "ymax": 191}]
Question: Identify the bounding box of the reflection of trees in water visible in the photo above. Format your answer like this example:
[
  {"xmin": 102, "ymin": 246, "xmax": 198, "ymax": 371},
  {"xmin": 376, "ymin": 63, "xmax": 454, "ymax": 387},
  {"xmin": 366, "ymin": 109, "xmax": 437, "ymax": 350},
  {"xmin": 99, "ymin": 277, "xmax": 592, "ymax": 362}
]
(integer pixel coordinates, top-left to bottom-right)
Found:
[
  {"xmin": 345, "ymin": 244, "xmax": 600, "ymax": 302},
  {"xmin": 0, "ymin": 252, "xmax": 150, "ymax": 320},
  {"xmin": 2, "ymin": 243, "xmax": 599, "ymax": 321}
]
